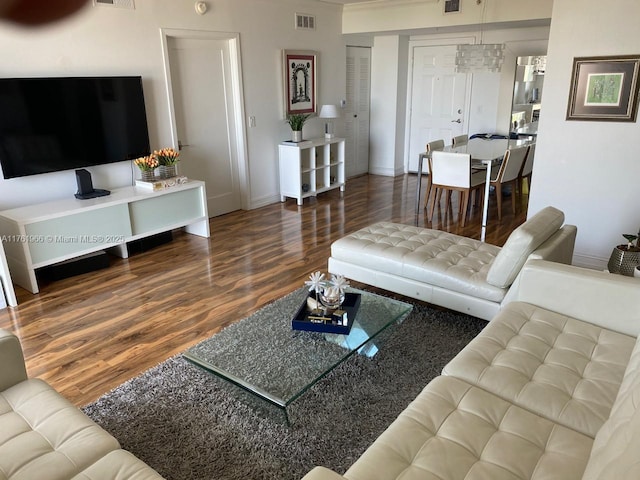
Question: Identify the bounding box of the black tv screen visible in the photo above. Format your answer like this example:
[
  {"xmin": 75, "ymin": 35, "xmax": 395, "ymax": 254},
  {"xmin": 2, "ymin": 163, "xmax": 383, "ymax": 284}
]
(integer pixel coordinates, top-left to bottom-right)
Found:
[{"xmin": 0, "ymin": 76, "xmax": 150, "ymax": 179}]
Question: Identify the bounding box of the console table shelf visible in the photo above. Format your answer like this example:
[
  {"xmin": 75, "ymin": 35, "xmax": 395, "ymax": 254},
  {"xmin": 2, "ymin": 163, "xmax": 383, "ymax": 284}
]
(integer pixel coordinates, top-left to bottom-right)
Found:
[
  {"xmin": 0, "ymin": 180, "xmax": 210, "ymax": 299},
  {"xmin": 279, "ymin": 137, "xmax": 345, "ymax": 205}
]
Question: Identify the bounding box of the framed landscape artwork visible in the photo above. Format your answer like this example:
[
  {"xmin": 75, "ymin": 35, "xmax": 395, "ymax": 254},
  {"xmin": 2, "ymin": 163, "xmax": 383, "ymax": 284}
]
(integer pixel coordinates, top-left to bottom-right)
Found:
[
  {"xmin": 282, "ymin": 49, "xmax": 317, "ymax": 115},
  {"xmin": 567, "ymin": 55, "xmax": 640, "ymax": 121}
]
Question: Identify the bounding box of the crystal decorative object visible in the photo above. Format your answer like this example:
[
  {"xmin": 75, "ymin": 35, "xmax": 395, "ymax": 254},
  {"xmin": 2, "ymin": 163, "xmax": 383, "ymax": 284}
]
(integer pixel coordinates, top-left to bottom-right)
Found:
[
  {"xmin": 319, "ymin": 286, "xmax": 345, "ymax": 310},
  {"xmin": 455, "ymin": 44, "xmax": 505, "ymax": 73}
]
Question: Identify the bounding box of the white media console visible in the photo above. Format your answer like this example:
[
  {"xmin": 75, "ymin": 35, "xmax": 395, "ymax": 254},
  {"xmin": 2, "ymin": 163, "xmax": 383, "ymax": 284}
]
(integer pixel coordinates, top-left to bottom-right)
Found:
[{"xmin": 0, "ymin": 180, "xmax": 210, "ymax": 302}]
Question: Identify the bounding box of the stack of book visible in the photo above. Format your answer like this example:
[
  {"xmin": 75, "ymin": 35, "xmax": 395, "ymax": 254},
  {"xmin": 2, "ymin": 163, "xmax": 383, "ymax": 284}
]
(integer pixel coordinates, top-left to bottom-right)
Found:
[{"xmin": 135, "ymin": 175, "xmax": 189, "ymax": 191}]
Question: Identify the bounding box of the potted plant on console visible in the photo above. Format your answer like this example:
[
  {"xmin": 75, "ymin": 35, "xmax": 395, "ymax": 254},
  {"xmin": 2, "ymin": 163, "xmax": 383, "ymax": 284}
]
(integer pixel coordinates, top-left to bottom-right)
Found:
[
  {"xmin": 608, "ymin": 230, "xmax": 640, "ymax": 276},
  {"xmin": 155, "ymin": 147, "xmax": 180, "ymax": 179},
  {"xmin": 134, "ymin": 154, "xmax": 158, "ymax": 182},
  {"xmin": 286, "ymin": 113, "xmax": 311, "ymax": 142}
]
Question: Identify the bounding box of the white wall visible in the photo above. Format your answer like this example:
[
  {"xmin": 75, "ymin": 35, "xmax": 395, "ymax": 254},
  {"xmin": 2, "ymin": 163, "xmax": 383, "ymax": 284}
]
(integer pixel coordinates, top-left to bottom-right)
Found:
[
  {"xmin": 0, "ymin": 0, "xmax": 346, "ymax": 210},
  {"xmin": 529, "ymin": 0, "xmax": 640, "ymax": 269},
  {"xmin": 369, "ymin": 35, "xmax": 406, "ymax": 176},
  {"xmin": 342, "ymin": 0, "xmax": 553, "ymax": 35}
]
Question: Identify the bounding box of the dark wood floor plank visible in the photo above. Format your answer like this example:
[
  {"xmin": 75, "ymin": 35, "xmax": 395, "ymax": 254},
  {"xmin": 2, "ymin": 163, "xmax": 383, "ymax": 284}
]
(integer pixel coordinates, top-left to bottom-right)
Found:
[{"xmin": 0, "ymin": 173, "xmax": 527, "ymax": 405}]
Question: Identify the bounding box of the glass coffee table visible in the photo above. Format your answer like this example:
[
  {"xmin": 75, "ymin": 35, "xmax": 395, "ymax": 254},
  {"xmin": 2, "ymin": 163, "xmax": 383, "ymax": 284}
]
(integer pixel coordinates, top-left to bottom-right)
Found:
[{"xmin": 183, "ymin": 288, "xmax": 412, "ymax": 423}]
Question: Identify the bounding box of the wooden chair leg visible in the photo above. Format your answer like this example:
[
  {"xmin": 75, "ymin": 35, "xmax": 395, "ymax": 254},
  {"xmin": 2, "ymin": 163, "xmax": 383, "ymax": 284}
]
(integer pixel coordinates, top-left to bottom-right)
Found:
[
  {"xmin": 511, "ymin": 180, "xmax": 517, "ymax": 214},
  {"xmin": 496, "ymin": 183, "xmax": 503, "ymax": 221},
  {"xmin": 461, "ymin": 190, "xmax": 470, "ymax": 227},
  {"xmin": 517, "ymin": 176, "xmax": 524, "ymax": 198},
  {"xmin": 423, "ymin": 175, "xmax": 432, "ymax": 211},
  {"xmin": 444, "ymin": 188, "xmax": 452, "ymax": 216},
  {"xmin": 428, "ymin": 186, "xmax": 438, "ymax": 222}
]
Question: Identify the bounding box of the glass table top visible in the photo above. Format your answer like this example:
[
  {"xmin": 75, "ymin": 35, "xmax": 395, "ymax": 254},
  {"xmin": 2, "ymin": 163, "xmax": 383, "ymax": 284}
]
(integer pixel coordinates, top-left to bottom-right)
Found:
[{"xmin": 183, "ymin": 288, "xmax": 413, "ymax": 408}]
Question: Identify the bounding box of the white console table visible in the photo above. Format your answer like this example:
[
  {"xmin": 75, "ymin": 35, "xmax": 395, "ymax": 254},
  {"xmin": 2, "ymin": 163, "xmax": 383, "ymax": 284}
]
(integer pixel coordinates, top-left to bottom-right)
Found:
[{"xmin": 0, "ymin": 180, "xmax": 210, "ymax": 299}]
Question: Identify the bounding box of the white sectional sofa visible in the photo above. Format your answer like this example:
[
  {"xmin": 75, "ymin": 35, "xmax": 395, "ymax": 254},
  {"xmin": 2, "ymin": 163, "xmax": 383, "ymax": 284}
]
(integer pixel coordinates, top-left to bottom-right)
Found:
[
  {"xmin": 328, "ymin": 206, "xmax": 576, "ymax": 320},
  {"xmin": 302, "ymin": 260, "xmax": 640, "ymax": 480},
  {"xmin": 0, "ymin": 329, "xmax": 164, "ymax": 480}
]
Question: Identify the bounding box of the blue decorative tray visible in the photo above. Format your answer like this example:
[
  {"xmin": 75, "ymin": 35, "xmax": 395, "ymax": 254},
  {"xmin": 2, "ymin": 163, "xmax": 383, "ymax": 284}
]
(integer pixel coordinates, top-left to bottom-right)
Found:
[{"xmin": 292, "ymin": 291, "xmax": 361, "ymax": 335}]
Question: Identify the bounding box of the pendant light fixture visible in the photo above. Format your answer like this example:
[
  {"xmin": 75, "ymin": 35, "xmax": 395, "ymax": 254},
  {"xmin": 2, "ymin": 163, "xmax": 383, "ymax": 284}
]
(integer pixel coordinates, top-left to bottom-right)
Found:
[{"xmin": 455, "ymin": 0, "xmax": 504, "ymax": 73}]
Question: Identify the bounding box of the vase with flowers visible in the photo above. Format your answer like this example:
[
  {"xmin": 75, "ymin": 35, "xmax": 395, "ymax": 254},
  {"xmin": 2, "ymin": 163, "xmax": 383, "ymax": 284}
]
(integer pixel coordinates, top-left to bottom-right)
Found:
[
  {"xmin": 155, "ymin": 147, "xmax": 180, "ymax": 179},
  {"xmin": 133, "ymin": 155, "xmax": 158, "ymax": 182},
  {"xmin": 304, "ymin": 271, "xmax": 350, "ymax": 311}
]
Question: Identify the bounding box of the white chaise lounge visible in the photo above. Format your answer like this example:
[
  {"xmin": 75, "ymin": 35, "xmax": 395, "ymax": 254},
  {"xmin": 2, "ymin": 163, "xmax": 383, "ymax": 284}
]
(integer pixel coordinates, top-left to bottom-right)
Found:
[{"xmin": 328, "ymin": 206, "xmax": 576, "ymax": 320}]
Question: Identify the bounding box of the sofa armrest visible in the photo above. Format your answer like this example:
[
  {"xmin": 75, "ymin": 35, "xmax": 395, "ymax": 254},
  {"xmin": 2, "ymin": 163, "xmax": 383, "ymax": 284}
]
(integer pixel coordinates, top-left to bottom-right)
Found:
[
  {"xmin": 528, "ymin": 224, "xmax": 577, "ymax": 264},
  {"xmin": 0, "ymin": 328, "xmax": 28, "ymax": 391},
  {"xmin": 301, "ymin": 467, "xmax": 347, "ymax": 480},
  {"xmin": 512, "ymin": 260, "xmax": 640, "ymax": 337}
]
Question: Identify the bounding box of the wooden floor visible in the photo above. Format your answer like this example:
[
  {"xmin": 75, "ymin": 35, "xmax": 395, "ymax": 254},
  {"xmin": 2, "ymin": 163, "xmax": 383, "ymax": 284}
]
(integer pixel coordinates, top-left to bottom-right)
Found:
[{"xmin": 0, "ymin": 173, "xmax": 528, "ymax": 406}]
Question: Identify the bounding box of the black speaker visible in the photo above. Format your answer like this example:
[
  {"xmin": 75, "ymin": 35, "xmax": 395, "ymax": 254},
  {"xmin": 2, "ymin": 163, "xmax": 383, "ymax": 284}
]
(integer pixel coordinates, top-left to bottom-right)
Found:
[
  {"xmin": 38, "ymin": 250, "xmax": 110, "ymax": 281},
  {"xmin": 127, "ymin": 231, "xmax": 173, "ymax": 255},
  {"xmin": 74, "ymin": 169, "xmax": 111, "ymax": 199}
]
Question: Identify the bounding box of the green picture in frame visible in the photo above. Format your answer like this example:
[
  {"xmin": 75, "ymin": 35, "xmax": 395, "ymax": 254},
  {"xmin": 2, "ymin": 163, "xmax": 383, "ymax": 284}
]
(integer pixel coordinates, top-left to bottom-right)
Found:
[
  {"xmin": 585, "ymin": 73, "xmax": 624, "ymax": 106},
  {"xmin": 566, "ymin": 55, "xmax": 640, "ymax": 121}
]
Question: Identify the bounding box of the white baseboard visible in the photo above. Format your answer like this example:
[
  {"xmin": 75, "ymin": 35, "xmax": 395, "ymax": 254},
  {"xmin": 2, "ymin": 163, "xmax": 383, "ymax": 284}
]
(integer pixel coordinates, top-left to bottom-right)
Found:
[
  {"xmin": 249, "ymin": 193, "xmax": 282, "ymax": 209},
  {"xmin": 368, "ymin": 166, "xmax": 398, "ymax": 177},
  {"xmin": 572, "ymin": 253, "xmax": 608, "ymax": 271}
]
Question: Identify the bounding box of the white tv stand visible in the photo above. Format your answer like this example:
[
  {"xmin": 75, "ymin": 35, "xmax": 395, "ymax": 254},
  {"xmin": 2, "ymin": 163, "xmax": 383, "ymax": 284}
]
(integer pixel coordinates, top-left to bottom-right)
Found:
[{"xmin": 0, "ymin": 180, "xmax": 210, "ymax": 301}]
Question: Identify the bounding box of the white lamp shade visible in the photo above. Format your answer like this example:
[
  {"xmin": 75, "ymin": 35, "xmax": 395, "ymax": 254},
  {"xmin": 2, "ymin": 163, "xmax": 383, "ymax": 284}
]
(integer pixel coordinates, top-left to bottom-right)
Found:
[{"xmin": 319, "ymin": 104, "xmax": 339, "ymax": 118}]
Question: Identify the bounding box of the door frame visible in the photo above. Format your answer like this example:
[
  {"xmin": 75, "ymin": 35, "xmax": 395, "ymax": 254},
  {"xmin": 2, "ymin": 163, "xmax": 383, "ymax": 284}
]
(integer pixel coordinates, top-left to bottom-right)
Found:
[
  {"xmin": 159, "ymin": 28, "xmax": 250, "ymax": 210},
  {"xmin": 404, "ymin": 36, "xmax": 475, "ymax": 172}
]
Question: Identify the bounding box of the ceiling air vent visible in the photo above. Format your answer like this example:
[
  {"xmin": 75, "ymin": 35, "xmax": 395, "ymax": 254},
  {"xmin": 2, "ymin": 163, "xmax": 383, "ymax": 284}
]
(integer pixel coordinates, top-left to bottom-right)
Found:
[
  {"xmin": 295, "ymin": 13, "xmax": 316, "ymax": 30},
  {"xmin": 93, "ymin": 0, "xmax": 135, "ymax": 9},
  {"xmin": 443, "ymin": 0, "xmax": 461, "ymax": 14}
]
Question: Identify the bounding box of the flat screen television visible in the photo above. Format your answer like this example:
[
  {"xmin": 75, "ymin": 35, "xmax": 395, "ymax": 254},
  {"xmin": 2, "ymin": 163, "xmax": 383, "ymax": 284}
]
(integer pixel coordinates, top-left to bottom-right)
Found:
[{"xmin": 0, "ymin": 76, "xmax": 150, "ymax": 179}]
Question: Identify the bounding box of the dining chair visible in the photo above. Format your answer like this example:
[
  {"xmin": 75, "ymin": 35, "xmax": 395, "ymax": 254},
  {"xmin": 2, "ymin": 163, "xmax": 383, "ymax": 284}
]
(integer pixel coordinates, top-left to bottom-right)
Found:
[
  {"xmin": 428, "ymin": 151, "xmax": 485, "ymax": 226},
  {"xmin": 518, "ymin": 142, "xmax": 535, "ymax": 197},
  {"xmin": 489, "ymin": 145, "xmax": 529, "ymax": 220},
  {"xmin": 423, "ymin": 139, "xmax": 445, "ymax": 210},
  {"xmin": 451, "ymin": 134, "xmax": 468, "ymax": 146}
]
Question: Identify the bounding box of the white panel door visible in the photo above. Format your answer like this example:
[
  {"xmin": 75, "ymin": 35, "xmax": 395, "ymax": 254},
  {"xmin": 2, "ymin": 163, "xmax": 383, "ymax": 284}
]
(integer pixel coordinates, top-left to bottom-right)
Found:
[
  {"xmin": 345, "ymin": 46, "xmax": 371, "ymax": 177},
  {"xmin": 407, "ymin": 45, "xmax": 469, "ymax": 172},
  {"xmin": 167, "ymin": 37, "xmax": 241, "ymax": 217}
]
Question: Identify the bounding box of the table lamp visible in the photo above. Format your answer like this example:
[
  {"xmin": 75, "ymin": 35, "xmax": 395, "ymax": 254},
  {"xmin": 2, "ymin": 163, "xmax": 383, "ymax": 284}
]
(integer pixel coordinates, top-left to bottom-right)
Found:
[{"xmin": 319, "ymin": 104, "xmax": 339, "ymax": 139}]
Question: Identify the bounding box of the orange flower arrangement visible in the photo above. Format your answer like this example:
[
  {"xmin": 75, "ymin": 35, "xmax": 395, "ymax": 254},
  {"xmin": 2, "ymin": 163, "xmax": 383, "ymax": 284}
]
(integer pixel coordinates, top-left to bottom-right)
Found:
[
  {"xmin": 133, "ymin": 155, "xmax": 159, "ymax": 172},
  {"xmin": 154, "ymin": 147, "xmax": 180, "ymax": 166}
]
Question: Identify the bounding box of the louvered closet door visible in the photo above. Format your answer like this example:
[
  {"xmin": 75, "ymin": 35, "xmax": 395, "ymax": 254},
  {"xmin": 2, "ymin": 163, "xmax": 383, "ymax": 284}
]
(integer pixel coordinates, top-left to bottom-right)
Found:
[{"xmin": 345, "ymin": 46, "xmax": 371, "ymax": 177}]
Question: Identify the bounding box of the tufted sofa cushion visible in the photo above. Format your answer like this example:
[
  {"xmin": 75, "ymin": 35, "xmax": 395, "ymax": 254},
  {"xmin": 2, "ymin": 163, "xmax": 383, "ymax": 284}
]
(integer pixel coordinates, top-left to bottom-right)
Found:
[
  {"xmin": 70, "ymin": 450, "xmax": 164, "ymax": 480},
  {"xmin": 330, "ymin": 222, "xmax": 506, "ymax": 302},
  {"xmin": 342, "ymin": 375, "xmax": 593, "ymax": 480},
  {"xmin": 442, "ymin": 301, "xmax": 636, "ymax": 437},
  {"xmin": 0, "ymin": 378, "xmax": 120, "ymax": 479},
  {"xmin": 582, "ymin": 335, "xmax": 640, "ymax": 479},
  {"xmin": 486, "ymin": 206, "xmax": 565, "ymax": 288},
  {"xmin": 0, "ymin": 377, "xmax": 164, "ymax": 479}
]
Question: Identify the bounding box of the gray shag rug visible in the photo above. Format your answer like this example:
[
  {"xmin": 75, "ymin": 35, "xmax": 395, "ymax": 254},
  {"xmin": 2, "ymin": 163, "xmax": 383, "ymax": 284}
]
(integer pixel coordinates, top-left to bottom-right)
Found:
[{"xmin": 83, "ymin": 291, "xmax": 485, "ymax": 480}]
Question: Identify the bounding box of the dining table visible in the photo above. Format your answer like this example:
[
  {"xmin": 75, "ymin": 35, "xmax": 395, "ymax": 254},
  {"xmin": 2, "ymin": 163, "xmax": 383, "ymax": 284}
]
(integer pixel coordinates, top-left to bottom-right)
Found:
[{"xmin": 415, "ymin": 137, "xmax": 532, "ymax": 242}]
